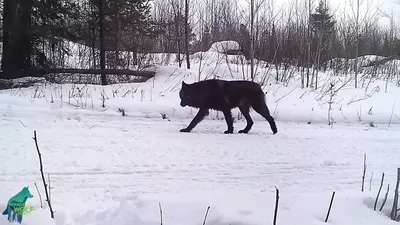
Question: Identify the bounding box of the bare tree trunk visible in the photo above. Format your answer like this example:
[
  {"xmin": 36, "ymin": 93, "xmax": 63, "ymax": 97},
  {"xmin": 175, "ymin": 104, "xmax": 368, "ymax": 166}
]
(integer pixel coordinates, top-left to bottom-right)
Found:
[
  {"xmin": 91, "ymin": 2, "xmax": 97, "ymax": 69},
  {"xmin": 354, "ymin": 0, "xmax": 360, "ymax": 89},
  {"xmin": 306, "ymin": 0, "xmax": 312, "ymax": 88},
  {"xmin": 250, "ymin": 0, "xmax": 255, "ymax": 81},
  {"xmin": 184, "ymin": 0, "xmax": 190, "ymax": 69},
  {"xmin": 312, "ymin": 29, "xmax": 324, "ymax": 90},
  {"xmin": 91, "ymin": 29, "xmax": 97, "ymax": 68},
  {"xmin": 114, "ymin": 1, "xmax": 120, "ymax": 69},
  {"xmin": 1, "ymin": 0, "xmax": 34, "ymax": 77},
  {"xmin": 99, "ymin": 0, "xmax": 107, "ymax": 85}
]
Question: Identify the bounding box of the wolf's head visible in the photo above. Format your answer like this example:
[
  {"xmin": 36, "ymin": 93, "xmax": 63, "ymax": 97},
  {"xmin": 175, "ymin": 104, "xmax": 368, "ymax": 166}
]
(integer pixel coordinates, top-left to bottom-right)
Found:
[
  {"xmin": 179, "ymin": 81, "xmax": 210, "ymax": 108},
  {"xmin": 179, "ymin": 81, "xmax": 191, "ymax": 107}
]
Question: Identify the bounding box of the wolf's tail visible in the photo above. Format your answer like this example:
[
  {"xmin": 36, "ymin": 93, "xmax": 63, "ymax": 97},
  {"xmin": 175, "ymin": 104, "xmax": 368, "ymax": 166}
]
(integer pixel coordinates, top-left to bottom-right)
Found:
[{"xmin": 2, "ymin": 207, "xmax": 7, "ymax": 215}]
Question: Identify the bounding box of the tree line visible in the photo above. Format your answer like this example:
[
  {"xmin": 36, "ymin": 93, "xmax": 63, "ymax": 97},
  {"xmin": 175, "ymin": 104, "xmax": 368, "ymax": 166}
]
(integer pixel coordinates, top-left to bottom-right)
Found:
[{"xmin": 1, "ymin": 0, "xmax": 399, "ymax": 86}]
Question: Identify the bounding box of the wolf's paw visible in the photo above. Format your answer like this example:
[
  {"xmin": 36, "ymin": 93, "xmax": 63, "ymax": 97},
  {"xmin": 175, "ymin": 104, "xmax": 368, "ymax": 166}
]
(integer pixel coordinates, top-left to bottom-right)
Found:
[
  {"xmin": 180, "ymin": 128, "xmax": 191, "ymax": 132},
  {"xmin": 238, "ymin": 129, "xmax": 249, "ymax": 134},
  {"xmin": 224, "ymin": 130, "xmax": 233, "ymax": 134}
]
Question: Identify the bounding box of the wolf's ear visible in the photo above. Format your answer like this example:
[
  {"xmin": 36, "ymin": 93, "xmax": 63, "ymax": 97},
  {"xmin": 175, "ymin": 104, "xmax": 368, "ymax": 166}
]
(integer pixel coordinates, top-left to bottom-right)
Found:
[{"xmin": 182, "ymin": 81, "xmax": 187, "ymax": 86}]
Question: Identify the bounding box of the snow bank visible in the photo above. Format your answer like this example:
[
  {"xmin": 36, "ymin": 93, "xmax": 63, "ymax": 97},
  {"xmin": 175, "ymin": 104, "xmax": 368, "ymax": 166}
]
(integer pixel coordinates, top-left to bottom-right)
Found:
[
  {"xmin": 0, "ymin": 206, "xmax": 73, "ymax": 225},
  {"xmin": 208, "ymin": 41, "xmax": 241, "ymax": 53},
  {"xmin": 1, "ymin": 62, "xmax": 399, "ymax": 126},
  {"xmin": 1, "ymin": 192, "xmax": 396, "ymax": 225}
]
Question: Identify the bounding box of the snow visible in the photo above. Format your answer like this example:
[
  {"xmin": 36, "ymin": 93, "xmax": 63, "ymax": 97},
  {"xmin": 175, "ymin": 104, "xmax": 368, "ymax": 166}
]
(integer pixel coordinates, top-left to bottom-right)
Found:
[
  {"xmin": 1, "ymin": 41, "xmax": 400, "ymax": 225},
  {"xmin": 208, "ymin": 41, "xmax": 241, "ymax": 53},
  {"xmin": 1, "ymin": 109, "xmax": 400, "ymax": 225}
]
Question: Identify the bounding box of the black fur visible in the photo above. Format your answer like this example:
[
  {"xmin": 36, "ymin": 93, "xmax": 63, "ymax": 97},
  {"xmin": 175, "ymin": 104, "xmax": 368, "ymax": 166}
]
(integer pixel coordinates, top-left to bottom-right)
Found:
[{"xmin": 179, "ymin": 79, "xmax": 278, "ymax": 134}]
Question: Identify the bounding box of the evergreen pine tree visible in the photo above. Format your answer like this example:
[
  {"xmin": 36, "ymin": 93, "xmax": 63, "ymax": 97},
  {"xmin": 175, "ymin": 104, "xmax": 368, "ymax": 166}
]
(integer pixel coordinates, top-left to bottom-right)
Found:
[
  {"xmin": 1, "ymin": 0, "xmax": 79, "ymax": 77},
  {"xmin": 310, "ymin": 0, "xmax": 335, "ymax": 37},
  {"xmin": 309, "ymin": 0, "xmax": 336, "ymax": 67}
]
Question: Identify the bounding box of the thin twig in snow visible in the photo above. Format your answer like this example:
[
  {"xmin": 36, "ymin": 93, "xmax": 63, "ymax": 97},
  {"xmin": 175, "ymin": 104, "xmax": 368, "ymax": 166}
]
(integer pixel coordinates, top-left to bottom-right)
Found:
[
  {"xmin": 389, "ymin": 102, "xmax": 396, "ymax": 127},
  {"xmin": 34, "ymin": 182, "xmax": 43, "ymax": 208},
  {"xmin": 390, "ymin": 168, "xmax": 400, "ymax": 220},
  {"xmin": 273, "ymin": 186, "xmax": 280, "ymax": 225},
  {"xmin": 369, "ymin": 172, "xmax": 374, "ymax": 191},
  {"xmin": 19, "ymin": 120, "xmax": 26, "ymax": 127},
  {"xmin": 159, "ymin": 202, "xmax": 163, "ymax": 225},
  {"xmin": 274, "ymin": 87, "xmax": 296, "ymax": 103},
  {"xmin": 202, "ymin": 206, "xmax": 211, "ymax": 225},
  {"xmin": 33, "ymin": 130, "xmax": 54, "ymax": 219},
  {"xmin": 48, "ymin": 173, "xmax": 51, "ymax": 202},
  {"xmin": 374, "ymin": 173, "xmax": 385, "ymax": 211},
  {"xmin": 325, "ymin": 191, "xmax": 335, "ymax": 222},
  {"xmin": 362, "ymin": 153, "xmax": 367, "ymax": 192},
  {"xmin": 380, "ymin": 184, "xmax": 390, "ymax": 211}
]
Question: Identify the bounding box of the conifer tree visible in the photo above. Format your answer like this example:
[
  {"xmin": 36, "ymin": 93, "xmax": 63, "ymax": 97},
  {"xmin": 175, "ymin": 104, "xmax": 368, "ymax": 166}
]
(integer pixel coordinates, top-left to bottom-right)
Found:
[
  {"xmin": 1, "ymin": 0, "xmax": 78, "ymax": 78},
  {"xmin": 309, "ymin": 0, "xmax": 336, "ymax": 68}
]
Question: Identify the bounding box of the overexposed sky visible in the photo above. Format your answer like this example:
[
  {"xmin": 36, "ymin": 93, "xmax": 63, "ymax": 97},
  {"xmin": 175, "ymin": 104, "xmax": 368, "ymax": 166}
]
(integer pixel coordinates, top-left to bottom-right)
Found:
[
  {"xmin": 330, "ymin": 0, "xmax": 400, "ymax": 27},
  {"xmin": 151, "ymin": 0, "xmax": 400, "ymax": 35},
  {"xmin": 236, "ymin": 0, "xmax": 400, "ymax": 28}
]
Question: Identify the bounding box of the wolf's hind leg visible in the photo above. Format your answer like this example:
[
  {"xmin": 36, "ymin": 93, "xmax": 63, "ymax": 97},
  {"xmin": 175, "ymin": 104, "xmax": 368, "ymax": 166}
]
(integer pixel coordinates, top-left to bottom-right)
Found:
[
  {"xmin": 238, "ymin": 105, "xmax": 254, "ymax": 133},
  {"xmin": 252, "ymin": 101, "xmax": 278, "ymax": 134},
  {"xmin": 180, "ymin": 108, "xmax": 209, "ymax": 132},
  {"xmin": 222, "ymin": 109, "xmax": 234, "ymax": 134}
]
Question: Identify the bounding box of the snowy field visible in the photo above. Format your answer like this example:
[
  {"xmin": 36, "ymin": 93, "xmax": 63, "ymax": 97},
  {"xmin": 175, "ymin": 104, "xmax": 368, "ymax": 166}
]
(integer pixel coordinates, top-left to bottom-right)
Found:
[{"xmin": 1, "ymin": 41, "xmax": 400, "ymax": 225}]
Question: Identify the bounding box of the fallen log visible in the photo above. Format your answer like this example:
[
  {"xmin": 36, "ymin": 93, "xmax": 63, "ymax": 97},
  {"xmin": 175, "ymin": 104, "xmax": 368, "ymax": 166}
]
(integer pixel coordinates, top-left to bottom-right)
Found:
[{"xmin": 0, "ymin": 68, "xmax": 156, "ymax": 79}]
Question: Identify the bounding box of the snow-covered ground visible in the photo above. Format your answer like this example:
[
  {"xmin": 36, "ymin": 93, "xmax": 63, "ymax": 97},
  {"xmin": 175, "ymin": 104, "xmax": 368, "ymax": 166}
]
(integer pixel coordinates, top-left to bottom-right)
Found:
[
  {"xmin": 1, "ymin": 102, "xmax": 399, "ymax": 225},
  {"xmin": 1, "ymin": 41, "xmax": 400, "ymax": 225}
]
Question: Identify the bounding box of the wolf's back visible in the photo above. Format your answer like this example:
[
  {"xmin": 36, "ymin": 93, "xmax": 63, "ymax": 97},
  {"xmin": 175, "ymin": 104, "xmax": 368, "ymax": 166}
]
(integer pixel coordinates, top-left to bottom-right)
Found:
[{"xmin": 222, "ymin": 80, "xmax": 265, "ymax": 102}]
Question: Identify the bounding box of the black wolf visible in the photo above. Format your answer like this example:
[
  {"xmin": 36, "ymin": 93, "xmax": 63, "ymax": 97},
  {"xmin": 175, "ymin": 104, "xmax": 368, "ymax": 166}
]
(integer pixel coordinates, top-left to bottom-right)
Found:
[{"xmin": 179, "ymin": 79, "xmax": 278, "ymax": 134}]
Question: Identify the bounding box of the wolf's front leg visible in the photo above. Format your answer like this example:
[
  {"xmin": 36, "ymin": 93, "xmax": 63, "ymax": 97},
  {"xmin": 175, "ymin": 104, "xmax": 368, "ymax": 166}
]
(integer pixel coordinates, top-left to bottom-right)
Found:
[{"xmin": 180, "ymin": 108, "xmax": 209, "ymax": 132}]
